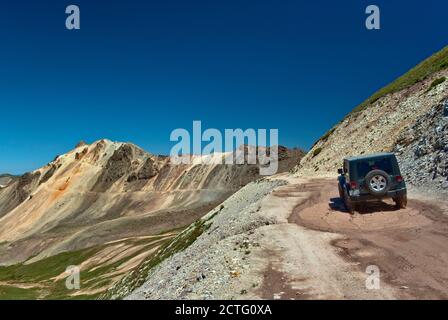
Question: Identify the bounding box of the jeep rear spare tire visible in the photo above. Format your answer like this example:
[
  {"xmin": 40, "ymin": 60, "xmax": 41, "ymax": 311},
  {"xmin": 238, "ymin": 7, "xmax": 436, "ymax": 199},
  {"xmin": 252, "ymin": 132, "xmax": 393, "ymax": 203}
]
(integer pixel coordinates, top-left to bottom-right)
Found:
[{"xmin": 365, "ymin": 169, "xmax": 391, "ymax": 196}]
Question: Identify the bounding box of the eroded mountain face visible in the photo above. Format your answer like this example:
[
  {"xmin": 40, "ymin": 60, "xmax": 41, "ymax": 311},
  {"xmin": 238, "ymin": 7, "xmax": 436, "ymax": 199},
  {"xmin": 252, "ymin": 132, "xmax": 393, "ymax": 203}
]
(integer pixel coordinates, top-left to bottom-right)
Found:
[
  {"xmin": 0, "ymin": 140, "xmax": 302, "ymax": 267},
  {"xmin": 0, "ymin": 174, "xmax": 17, "ymax": 188}
]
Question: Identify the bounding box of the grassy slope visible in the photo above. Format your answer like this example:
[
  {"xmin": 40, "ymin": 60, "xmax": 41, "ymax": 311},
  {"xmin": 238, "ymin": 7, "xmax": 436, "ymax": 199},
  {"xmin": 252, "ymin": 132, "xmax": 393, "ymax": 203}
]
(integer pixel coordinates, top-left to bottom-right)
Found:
[
  {"xmin": 0, "ymin": 248, "xmax": 99, "ymax": 300},
  {"xmin": 100, "ymin": 211, "xmax": 220, "ymax": 299},
  {"xmin": 312, "ymin": 46, "xmax": 448, "ymax": 146},
  {"xmin": 352, "ymin": 46, "xmax": 448, "ymax": 114},
  {"xmin": 0, "ymin": 235, "xmax": 175, "ymax": 300}
]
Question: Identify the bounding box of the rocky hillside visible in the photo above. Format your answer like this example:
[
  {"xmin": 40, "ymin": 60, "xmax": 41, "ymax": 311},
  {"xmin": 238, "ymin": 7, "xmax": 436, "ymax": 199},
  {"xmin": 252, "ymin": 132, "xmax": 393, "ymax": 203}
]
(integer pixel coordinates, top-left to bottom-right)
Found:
[
  {"xmin": 394, "ymin": 101, "xmax": 448, "ymax": 193},
  {"xmin": 0, "ymin": 139, "xmax": 302, "ymax": 299},
  {"xmin": 296, "ymin": 46, "xmax": 448, "ymax": 195}
]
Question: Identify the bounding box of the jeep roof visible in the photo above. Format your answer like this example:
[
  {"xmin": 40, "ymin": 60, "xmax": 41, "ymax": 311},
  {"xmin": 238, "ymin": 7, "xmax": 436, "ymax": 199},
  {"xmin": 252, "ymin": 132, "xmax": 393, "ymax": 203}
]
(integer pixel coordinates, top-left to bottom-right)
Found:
[{"xmin": 344, "ymin": 152, "xmax": 395, "ymax": 162}]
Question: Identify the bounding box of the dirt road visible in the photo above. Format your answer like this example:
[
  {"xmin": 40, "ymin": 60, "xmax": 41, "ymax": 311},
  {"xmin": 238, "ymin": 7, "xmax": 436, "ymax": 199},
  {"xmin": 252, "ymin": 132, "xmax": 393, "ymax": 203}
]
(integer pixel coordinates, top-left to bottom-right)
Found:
[{"xmin": 259, "ymin": 177, "xmax": 448, "ymax": 299}]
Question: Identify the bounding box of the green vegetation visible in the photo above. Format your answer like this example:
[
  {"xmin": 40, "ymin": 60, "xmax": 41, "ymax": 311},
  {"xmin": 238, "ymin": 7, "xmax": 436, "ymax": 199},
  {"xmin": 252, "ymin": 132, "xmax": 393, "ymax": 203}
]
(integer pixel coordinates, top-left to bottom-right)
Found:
[
  {"xmin": 426, "ymin": 77, "xmax": 446, "ymax": 93},
  {"xmin": 0, "ymin": 248, "xmax": 98, "ymax": 283},
  {"xmin": 312, "ymin": 147, "xmax": 322, "ymax": 158},
  {"xmin": 101, "ymin": 212, "xmax": 219, "ymax": 299},
  {"xmin": 0, "ymin": 247, "xmax": 99, "ymax": 300},
  {"xmin": 351, "ymin": 46, "xmax": 448, "ymax": 114},
  {"xmin": 0, "ymin": 235, "xmax": 172, "ymax": 300},
  {"xmin": 0, "ymin": 286, "xmax": 40, "ymax": 300},
  {"xmin": 310, "ymin": 46, "xmax": 448, "ymax": 150}
]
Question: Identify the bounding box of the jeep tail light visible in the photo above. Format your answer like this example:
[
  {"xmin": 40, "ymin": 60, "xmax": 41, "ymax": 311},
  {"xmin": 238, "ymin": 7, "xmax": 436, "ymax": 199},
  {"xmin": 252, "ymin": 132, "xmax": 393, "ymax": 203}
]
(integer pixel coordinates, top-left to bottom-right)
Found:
[
  {"xmin": 396, "ymin": 176, "xmax": 403, "ymax": 182},
  {"xmin": 350, "ymin": 181, "xmax": 357, "ymax": 189}
]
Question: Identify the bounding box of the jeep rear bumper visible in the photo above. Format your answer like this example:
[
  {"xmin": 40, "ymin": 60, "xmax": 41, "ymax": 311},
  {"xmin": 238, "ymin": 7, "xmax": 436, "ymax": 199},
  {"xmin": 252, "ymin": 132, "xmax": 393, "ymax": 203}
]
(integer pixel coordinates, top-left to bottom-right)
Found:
[{"xmin": 349, "ymin": 187, "xmax": 407, "ymax": 202}]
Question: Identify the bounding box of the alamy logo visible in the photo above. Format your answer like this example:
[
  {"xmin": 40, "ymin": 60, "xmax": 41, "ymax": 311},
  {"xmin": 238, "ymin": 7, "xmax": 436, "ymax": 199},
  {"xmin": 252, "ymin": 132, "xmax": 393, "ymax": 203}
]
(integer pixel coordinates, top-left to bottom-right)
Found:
[
  {"xmin": 170, "ymin": 121, "xmax": 279, "ymax": 176},
  {"xmin": 365, "ymin": 5, "xmax": 380, "ymax": 30},
  {"xmin": 365, "ymin": 265, "xmax": 380, "ymax": 290},
  {"xmin": 65, "ymin": 265, "xmax": 80, "ymax": 290},
  {"xmin": 66, "ymin": 5, "xmax": 80, "ymax": 30}
]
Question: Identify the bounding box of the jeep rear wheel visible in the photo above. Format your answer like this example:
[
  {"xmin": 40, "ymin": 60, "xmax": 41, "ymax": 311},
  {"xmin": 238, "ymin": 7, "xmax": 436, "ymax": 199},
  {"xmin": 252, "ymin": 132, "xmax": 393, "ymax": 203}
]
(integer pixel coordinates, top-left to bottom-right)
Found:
[{"xmin": 394, "ymin": 194, "xmax": 407, "ymax": 209}]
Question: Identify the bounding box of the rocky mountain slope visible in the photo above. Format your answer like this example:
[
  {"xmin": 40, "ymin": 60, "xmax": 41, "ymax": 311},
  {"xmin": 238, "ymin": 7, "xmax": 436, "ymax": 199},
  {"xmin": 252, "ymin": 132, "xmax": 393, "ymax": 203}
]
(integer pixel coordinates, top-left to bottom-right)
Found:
[
  {"xmin": 296, "ymin": 46, "xmax": 448, "ymax": 195},
  {"xmin": 0, "ymin": 139, "xmax": 302, "ymax": 298},
  {"xmin": 394, "ymin": 101, "xmax": 448, "ymax": 193}
]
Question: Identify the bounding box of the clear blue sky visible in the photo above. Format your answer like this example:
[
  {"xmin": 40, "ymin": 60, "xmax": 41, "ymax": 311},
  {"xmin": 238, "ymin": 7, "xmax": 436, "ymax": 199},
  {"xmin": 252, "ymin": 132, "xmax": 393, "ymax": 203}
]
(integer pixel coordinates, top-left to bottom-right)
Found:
[{"xmin": 1, "ymin": 0, "xmax": 447, "ymax": 174}]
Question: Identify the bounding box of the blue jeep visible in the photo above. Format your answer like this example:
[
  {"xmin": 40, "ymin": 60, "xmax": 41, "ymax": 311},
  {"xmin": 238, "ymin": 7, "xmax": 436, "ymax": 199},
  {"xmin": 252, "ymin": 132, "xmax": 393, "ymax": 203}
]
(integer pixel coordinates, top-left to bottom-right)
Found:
[{"xmin": 337, "ymin": 153, "xmax": 407, "ymax": 213}]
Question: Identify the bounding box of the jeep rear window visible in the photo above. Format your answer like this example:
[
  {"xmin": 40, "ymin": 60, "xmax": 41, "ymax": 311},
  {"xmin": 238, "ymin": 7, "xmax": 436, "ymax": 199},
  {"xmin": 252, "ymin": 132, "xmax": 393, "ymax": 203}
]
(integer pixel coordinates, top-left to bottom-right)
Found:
[{"xmin": 355, "ymin": 158, "xmax": 394, "ymax": 178}]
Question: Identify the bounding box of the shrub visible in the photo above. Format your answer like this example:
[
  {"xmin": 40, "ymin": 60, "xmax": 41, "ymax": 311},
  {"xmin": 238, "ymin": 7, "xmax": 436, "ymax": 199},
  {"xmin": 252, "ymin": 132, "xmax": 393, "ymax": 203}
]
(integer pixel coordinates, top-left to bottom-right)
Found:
[
  {"xmin": 320, "ymin": 128, "xmax": 336, "ymax": 143},
  {"xmin": 426, "ymin": 77, "xmax": 446, "ymax": 93},
  {"xmin": 312, "ymin": 147, "xmax": 322, "ymax": 158}
]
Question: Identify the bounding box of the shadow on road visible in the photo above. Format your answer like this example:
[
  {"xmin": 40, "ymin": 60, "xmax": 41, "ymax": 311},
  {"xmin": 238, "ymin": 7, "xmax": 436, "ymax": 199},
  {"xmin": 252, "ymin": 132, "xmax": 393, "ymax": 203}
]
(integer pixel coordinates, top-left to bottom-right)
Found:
[
  {"xmin": 329, "ymin": 197, "xmax": 400, "ymax": 214},
  {"xmin": 329, "ymin": 197, "xmax": 347, "ymax": 212}
]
